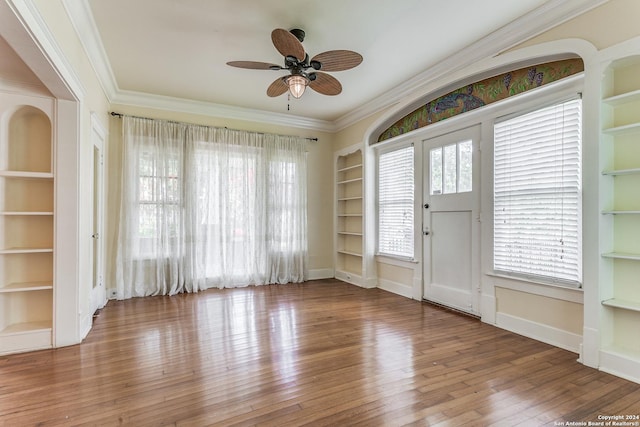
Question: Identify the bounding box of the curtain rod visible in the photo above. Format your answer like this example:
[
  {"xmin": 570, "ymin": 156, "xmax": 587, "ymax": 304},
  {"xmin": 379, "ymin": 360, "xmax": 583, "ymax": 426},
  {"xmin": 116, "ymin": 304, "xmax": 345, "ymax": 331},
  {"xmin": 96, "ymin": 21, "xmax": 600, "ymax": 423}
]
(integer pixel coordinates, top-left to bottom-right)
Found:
[{"xmin": 109, "ymin": 112, "xmax": 318, "ymax": 142}]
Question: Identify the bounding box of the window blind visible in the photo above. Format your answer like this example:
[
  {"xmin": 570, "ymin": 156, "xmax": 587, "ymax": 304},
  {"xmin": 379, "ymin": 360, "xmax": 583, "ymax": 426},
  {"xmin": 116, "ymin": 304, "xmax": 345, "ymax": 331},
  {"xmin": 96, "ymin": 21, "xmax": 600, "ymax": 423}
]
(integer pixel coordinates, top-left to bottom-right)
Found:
[
  {"xmin": 493, "ymin": 98, "xmax": 582, "ymax": 285},
  {"xmin": 378, "ymin": 145, "xmax": 414, "ymax": 258}
]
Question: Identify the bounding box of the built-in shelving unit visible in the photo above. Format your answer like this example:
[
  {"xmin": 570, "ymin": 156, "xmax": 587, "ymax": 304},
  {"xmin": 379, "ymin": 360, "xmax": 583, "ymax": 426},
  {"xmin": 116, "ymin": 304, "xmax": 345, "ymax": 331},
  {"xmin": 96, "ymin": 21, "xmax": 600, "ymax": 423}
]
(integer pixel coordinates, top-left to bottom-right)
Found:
[
  {"xmin": 335, "ymin": 147, "xmax": 363, "ymax": 286},
  {"xmin": 0, "ymin": 93, "xmax": 54, "ymax": 355},
  {"xmin": 599, "ymin": 54, "xmax": 640, "ymax": 379}
]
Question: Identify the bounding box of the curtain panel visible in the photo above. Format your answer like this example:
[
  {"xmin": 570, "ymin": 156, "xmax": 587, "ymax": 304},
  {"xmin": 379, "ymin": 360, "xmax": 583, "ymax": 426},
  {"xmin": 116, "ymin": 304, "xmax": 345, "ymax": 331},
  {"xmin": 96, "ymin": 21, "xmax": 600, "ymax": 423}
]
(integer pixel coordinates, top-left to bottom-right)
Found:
[{"xmin": 115, "ymin": 117, "xmax": 308, "ymax": 299}]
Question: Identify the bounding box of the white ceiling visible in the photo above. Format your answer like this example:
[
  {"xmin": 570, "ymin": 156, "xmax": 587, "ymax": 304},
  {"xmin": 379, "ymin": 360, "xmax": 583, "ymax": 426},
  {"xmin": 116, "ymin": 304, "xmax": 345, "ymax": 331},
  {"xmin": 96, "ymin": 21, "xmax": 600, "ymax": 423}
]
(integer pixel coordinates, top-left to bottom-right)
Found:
[{"xmin": 69, "ymin": 0, "xmax": 601, "ymax": 129}]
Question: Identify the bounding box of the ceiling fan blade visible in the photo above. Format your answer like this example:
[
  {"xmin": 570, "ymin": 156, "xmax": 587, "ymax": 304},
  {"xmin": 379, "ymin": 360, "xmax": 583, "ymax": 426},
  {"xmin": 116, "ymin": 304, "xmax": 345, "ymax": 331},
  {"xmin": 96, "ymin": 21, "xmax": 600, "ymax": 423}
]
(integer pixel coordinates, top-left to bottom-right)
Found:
[
  {"xmin": 309, "ymin": 72, "xmax": 342, "ymax": 96},
  {"xmin": 311, "ymin": 50, "xmax": 363, "ymax": 72},
  {"xmin": 227, "ymin": 61, "xmax": 280, "ymax": 70},
  {"xmin": 267, "ymin": 77, "xmax": 289, "ymax": 97},
  {"xmin": 271, "ymin": 28, "xmax": 305, "ymax": 62}
]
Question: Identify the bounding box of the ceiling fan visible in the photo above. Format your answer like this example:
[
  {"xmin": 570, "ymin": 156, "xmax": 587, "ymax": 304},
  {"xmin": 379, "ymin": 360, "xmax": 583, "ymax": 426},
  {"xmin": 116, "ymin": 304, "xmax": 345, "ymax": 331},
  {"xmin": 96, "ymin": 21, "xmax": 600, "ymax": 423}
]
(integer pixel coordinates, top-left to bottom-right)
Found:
[{"xmin": 227, "ymin": 28, "xmax": 363, "ymax": 99}]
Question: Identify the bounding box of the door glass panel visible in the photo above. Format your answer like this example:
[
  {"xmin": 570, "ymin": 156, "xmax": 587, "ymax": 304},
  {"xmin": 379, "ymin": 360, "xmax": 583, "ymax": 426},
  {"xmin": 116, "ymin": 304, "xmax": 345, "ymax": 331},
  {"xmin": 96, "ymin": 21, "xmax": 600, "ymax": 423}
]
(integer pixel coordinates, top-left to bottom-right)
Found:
[
  {"xmin": 458, "ymin": 140, "xmax": 472, "ymax": 193},
  {"xmin": 443, "ymin": 144, "xmax": 457, "ymax": 194},
  {"xmin": 430, "ymin": 141, "xmax": 472, "ymax": 195},
  {"xmin": 430, "ymin": 147, "xmax": 442, "ymax": 195}
]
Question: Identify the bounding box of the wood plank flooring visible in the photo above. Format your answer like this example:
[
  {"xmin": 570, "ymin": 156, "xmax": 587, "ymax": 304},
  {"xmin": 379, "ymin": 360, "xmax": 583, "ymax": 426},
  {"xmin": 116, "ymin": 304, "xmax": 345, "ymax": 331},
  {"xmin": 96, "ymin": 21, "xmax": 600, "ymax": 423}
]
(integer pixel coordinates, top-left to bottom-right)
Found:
[{"xmin": 1, "ymin": 279, "xmax": 639, "ymax": 426}]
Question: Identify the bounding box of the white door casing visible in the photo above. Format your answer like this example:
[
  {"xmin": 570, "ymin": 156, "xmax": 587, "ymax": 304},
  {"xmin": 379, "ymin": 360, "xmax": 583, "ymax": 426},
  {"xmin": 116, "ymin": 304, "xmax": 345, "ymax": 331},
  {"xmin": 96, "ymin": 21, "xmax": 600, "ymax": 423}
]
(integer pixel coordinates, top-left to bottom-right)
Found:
[{"xmin": 89, "ymin": 113, "xmax": 106, "ymax": 315}]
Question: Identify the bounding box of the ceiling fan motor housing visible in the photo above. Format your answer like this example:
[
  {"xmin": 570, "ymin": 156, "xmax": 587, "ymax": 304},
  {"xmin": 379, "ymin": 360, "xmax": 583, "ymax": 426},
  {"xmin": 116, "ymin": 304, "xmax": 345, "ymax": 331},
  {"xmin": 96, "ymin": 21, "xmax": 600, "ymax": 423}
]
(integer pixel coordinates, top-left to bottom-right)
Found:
[{"xmin": 290, "ymin": 28, "xmax": 305, "ymax": 42}]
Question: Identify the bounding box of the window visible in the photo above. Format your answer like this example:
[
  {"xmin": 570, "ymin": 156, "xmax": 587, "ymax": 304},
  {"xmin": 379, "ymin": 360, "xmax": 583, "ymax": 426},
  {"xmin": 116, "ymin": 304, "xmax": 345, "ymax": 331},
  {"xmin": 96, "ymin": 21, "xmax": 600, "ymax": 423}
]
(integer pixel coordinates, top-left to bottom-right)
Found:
[
  {"xmin": 430, "ymin": 140, "xmax": 472, "ymax": 195},
  {"xmin": 378, "ymin": 145, "xmax": 414, "ymax": 258},
  {"xmin": 493, "ymin": 98, "xmax": 582, "ymax": 285},
  {"xmin": 117, "ymin": 116, "xmax": 308, "ymax": 294},
  {"xmin": 138, "ymin": 147, "xmax": 182, "ymax": 240}
]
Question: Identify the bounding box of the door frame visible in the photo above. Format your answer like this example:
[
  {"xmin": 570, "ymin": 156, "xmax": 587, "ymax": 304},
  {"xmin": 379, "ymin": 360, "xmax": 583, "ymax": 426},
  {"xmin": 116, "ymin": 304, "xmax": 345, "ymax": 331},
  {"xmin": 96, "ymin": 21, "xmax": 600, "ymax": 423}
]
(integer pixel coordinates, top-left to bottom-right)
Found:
[
  {"xmin": 89, "ymin": 112, "xmax": 107, "ymax": 315},
  {"xmin": 422, "ymin": 125, "xmax": 481, "ymax": 315}
]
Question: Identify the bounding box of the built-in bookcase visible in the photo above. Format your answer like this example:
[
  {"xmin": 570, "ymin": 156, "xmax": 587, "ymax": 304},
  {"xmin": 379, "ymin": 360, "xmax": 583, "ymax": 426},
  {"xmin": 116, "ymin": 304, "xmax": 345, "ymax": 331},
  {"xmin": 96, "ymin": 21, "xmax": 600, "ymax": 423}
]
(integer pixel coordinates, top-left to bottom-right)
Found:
[
  {"xmin": 0, "ymin": 93, "xmax": 55, "ymax": 354},
  {"xmin": 599, "ymin": 55, "xmax": 640, "ymax": 378},
  {"xmin": 335, "ymin": 147, "xmax": 363, "ymax": 285}
]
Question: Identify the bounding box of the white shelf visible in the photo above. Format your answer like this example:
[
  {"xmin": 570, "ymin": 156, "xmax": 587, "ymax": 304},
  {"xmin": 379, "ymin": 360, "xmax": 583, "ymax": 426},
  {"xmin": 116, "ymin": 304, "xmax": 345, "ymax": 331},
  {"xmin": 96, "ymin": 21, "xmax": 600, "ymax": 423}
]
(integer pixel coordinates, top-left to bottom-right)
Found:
[
  {"xmin": 336, "ymin": 148, "xmax": 364, "ymax": 284},
  {"xmin": 602, "ymin": 168, "xmax": 640, "ymax": 176},
  {"xmin": 603, "ymin": 89, "xmax": 640, "ymax": 106},
  {"xmin": 602, "ymin": 122, "xmax": 640, "ymax": 135},
  {"xmin": 0, "ymin": 211, "xmax": 54, "ymax": 216},
  {"xmin": 0, "ymin": 321, "xmax": 51, "ymax": 336},
  {"xmin": 601, "ymin": 210, "xmax": 640, "ymax": 215},
  {"xmin": 0, "ymin": 170, "xmax": 53, "ymax": 179},
  {"xmin": 602, "ymin": 252, "xmax": 640, "ymax": 261},
  {"xmin": 337, "ymin": 177, "xmax": 363, "ymax": 185},
  {"xmin": 597, "ymin": 57, "xmax": 640, "ymax": 386},
  {"xmin": 0, "ymin": 247, "xmax": 53, "ymax": 254},
  {"xmin": 337, "ymin": 250, "xmax": 362, "ymax": 257},
  {"xmin": 602, "ymin": 298, "xmax": 640, "ymax": 312},
  {"xmin": 0, "ymin": 281, "xmax": 53, "ymax": 293},
  {"xmin": 337, "ymin": 163, "xmax": 362, "ymax": 173},
  {"xmin": 1, "ymin": 83, "xmax": 56, "ymax": 356}
]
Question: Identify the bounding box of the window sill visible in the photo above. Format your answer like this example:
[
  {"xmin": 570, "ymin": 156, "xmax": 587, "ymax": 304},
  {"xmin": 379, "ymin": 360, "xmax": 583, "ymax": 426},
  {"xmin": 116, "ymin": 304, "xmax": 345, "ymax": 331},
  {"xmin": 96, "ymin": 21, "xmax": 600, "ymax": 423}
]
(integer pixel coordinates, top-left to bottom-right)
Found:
[
  {"xmin": 375, "ymin": 254, "xmax": 418, "ymax": 267},
  {"xmin": 486, "ymin": 271, "xmax": 583, "ymax": 304}
]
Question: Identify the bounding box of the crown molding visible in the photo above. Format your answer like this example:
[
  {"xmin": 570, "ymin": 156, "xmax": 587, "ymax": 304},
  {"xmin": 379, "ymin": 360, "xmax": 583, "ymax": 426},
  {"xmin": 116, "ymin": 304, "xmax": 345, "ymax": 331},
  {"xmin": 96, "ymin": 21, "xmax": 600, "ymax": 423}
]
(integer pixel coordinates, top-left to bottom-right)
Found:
[
  {"xmin": 61, "ymin": 0, "xmax": 117, "ymax": 100},
  {"xmin": 112, "ymin": 90, "xmax": 336, "ymax": 132},
  {"xmin": 62, "ymin": 0, "xmax": 606, "ymax": 133}
]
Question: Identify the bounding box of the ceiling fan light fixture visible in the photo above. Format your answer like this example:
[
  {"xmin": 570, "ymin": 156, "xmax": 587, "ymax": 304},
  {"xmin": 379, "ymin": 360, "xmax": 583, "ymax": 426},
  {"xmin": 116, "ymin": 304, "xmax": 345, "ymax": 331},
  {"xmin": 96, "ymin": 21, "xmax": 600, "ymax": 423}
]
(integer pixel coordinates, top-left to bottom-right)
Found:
[{"xmin": 287, "ymin": 74, "xmax": 309, "ymax": 99}]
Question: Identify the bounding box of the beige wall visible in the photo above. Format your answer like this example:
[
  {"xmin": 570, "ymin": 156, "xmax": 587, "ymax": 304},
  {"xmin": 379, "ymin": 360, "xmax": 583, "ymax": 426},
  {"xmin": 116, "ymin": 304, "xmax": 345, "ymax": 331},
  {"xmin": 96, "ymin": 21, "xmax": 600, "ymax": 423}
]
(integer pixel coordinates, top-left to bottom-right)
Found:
[
  {"xmin": 513, "ymin": 0, "xmax": 640, "ymax": 51},
  {"xmin": 333, "ymin": 110, "xmax": 388, "ymax": 152},
  {"xmin": 377, "ymin": 262, "xmax": 413, "ymax": 287},
  {"xmin": 495, "ymin": 287, "xmax": 583, "ymax": 335}
]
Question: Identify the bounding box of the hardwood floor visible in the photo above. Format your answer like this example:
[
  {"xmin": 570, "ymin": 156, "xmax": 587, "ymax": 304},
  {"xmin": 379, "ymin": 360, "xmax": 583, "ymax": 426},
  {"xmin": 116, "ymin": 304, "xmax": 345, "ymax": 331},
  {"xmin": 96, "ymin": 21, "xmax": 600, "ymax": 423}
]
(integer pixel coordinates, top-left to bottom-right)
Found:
[{"xmin": 1, "ymin": 279, "xmax": 639, "ymax": 426}]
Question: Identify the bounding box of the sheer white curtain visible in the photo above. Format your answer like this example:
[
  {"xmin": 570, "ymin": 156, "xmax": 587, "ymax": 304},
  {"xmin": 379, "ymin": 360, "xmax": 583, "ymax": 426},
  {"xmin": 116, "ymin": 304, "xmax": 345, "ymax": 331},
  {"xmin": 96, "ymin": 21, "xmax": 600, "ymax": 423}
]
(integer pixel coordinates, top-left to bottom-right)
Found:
[{"xmin": 115, "ymin": 117, "xmax": 308, "ymax": 299}]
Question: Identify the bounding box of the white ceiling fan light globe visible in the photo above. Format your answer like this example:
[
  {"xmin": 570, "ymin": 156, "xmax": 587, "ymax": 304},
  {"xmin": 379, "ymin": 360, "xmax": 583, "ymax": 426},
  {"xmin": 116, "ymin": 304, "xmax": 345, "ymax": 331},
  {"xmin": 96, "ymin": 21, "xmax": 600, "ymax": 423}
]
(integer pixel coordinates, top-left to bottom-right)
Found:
[{"xmin": 287, "ymin": 75, "xmax": 309, "ymax": 99}]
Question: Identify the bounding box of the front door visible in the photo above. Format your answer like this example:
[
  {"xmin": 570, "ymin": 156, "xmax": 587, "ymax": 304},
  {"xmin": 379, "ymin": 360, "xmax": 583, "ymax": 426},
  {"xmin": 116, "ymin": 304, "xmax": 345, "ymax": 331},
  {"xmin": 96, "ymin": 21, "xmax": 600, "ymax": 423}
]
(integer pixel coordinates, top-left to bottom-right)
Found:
[{"xmin": 423, "ymin": 125, "xmax": 480, "ymax": 315}]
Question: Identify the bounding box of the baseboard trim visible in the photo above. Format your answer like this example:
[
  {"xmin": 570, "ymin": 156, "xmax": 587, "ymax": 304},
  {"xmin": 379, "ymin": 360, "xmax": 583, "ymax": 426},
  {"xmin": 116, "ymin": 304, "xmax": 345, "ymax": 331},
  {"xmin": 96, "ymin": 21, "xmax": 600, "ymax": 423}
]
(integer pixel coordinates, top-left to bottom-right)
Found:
[
  {"xmin": 480, "ymin": 293, "xmax": 496, "ymax": 324},
  {"xmin": 496, "ymin": 312, "xmax": 582, "ymax": 354},
  {"xmin": 334, "ymin": 270, "xmax": 362, "ymax": 287},
  {"xmin": 599, "ymin": 348, "xmax": 640, "ymax": 385},
  {"xmin": 378, "ymin": 278, "xmax": 413, "ymax": 298},
  {"xmin": 307, "ymin": 268, "xmax": 334, "ymax": 280},
  {"xmin": 80, "ymin": 314, "xmax": 93, "ymax": 341}
]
